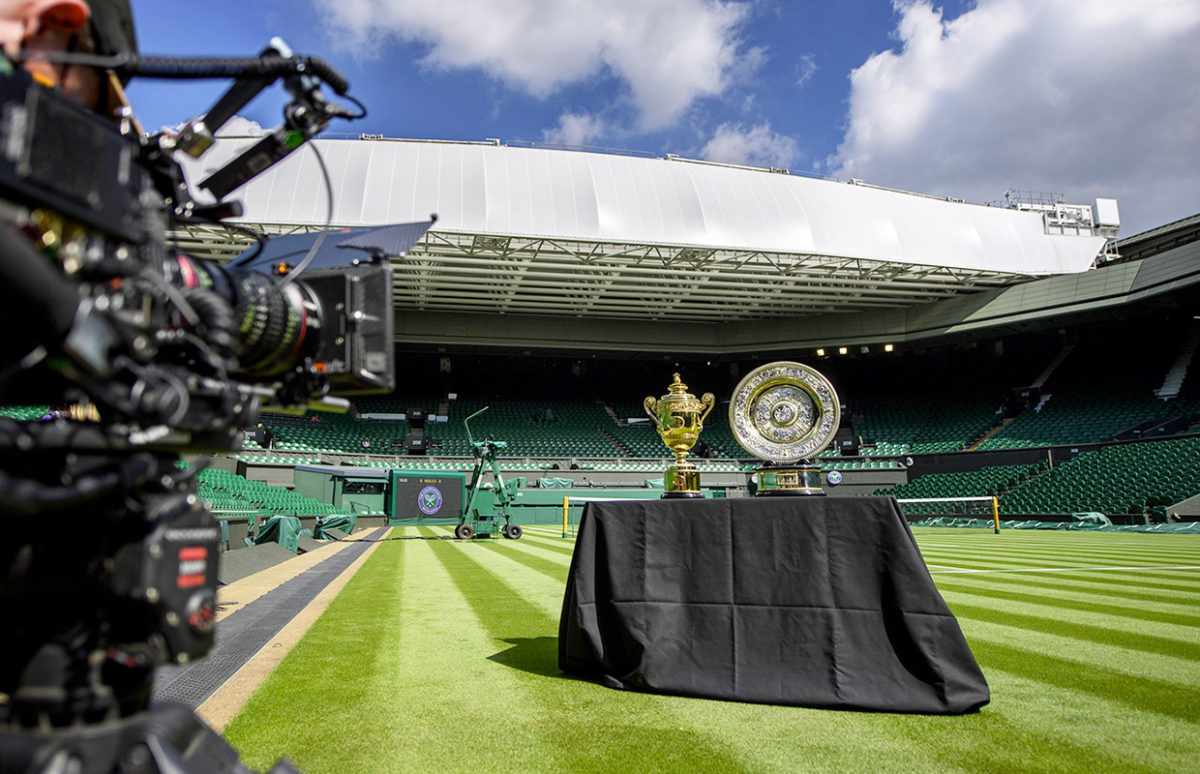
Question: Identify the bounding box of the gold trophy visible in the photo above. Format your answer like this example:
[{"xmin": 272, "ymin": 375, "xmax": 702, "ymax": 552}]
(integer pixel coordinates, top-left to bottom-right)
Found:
[
  {"xmin": 729, "ymin": 361, "xmax": 840, "ymax": 496},
  {"xmin": 644, "ymin": 374, "xmax": 715, "ymax": 498}
]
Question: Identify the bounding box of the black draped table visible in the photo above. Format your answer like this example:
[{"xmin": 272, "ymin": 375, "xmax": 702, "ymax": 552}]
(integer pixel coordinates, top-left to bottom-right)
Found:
[{"xmin": 558, "ymin": 497, "xmax": 989, "ymax": 714}]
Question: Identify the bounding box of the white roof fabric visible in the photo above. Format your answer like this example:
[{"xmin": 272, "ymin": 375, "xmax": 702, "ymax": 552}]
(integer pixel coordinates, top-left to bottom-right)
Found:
[{"xmin": 183, "ymin": 138, "xmax": 1105, "ymax": 276}]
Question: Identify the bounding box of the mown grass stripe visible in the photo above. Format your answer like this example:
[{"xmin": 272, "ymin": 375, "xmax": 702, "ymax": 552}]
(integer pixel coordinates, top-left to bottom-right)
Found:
[
  {"xmin": 926, "ymin": 561, "xmax": 1200, "ymax": 576},
  {"xmin": 522, "ymin": 525, "xmax": 573, "ymax": 535},
  {"xmin": 922, "ymin": 541, "xmax": 1198, "ymax": 572},
  {"xmin": 955, "ymin": 619, "xmax": 1200, "ymax": 690},
  {"xmin": 383, "ymin": 535, "xmax": 589, "ymax": 772},
  {"xmin": 514, "ymin": 535, "xmax": 569, "ymax": 547},
  {"xmin": 934, "ymin": 578, "xmax": 1200, "ymax": 628},
  {"xmin": 915, "ymin": 531, "xmax": 1198, "ymax": 548},
  {"xmin": 917, "ymin": 547, "xmax": 1200, "ymax": 571},
  {"xmin": 879, "ymin": 697, "xmax": 1175, "ymax": 774},
  {"xmin": 224, "ymin": 528, "xmax": 408, "ymax": 772},
  {"xmin": 923, "ymin": 558, "xmax": 1200, "ymax": 578},
  {"xmin": 934, "ymin": 567, "xmax": 1200, "ymax": 607},
  {"xmin": 923, "ymin": 560, "xmax": 1200, "ymax": 593},
  {"xmin": 942, "ymin": 599, "xmax": 1200, "ymax": 662},
  {"xmin": 923, "ymin": 541, "xmax": 1200, "ymax": 563},
  {"xmin": 514, "ymin": 532, "xmax": 579, "ymax": 558},
  {"xmin": 379, "ymin": 536, "xmax": 569, "ymax": 773},
  {"xmin": 505, "ymin": 534, "xmax": 578, "ymax": 564},
  {"xmin": 913, "ymin": 529, "xmax": 1194, "ymax": 546},
  {"xmin": 922, "ymin": 548, "xmax": 1200, "ymax": 571},
  {"xmin": 967, "ymin": 638, "xmax": 1200, "ymax": 722},
  {"xmin": 424, "ymin": 536, "xmax": 759, "ymax": 773},
  {"xmin": 477, "ymin": 540, "xmax": 570, "ymax": 584}
]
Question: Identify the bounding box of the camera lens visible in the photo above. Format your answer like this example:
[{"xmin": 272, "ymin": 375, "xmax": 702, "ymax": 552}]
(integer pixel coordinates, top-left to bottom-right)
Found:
[
  {"xmin": 171, "ymin": 256, "xmax": 321, "ymax": 380},
  {"xmin": 230, "ymin": 271, "xmax": 320, "ymax": 377}
]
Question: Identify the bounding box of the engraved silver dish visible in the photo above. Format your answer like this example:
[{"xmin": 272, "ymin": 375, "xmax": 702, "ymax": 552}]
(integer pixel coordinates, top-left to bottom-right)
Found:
[{"xmin": 729, "ymin": 361, "xmax": 840, "ymax": 464}]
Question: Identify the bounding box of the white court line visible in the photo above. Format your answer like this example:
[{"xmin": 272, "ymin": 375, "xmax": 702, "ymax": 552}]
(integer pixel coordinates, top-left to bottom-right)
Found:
[{"xmin": 930, "ymin": 564, "xmax": 1200, "ymax": 575}]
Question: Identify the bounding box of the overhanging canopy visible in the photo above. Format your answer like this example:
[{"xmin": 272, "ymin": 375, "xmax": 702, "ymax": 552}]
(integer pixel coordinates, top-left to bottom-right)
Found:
[{"xmin": 171, "ymin": 137, "xmax": 1110, "ymax": 323}]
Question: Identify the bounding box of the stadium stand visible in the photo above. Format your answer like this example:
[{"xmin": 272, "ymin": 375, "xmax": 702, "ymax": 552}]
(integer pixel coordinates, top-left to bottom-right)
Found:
[
  {"xmin": 876, "ymin": 462, "xmax": 1045, "ymax": 500},
  {"xmin": 998, "ymin": 436, "xmax": 1200, "ymax": 518},
  {"xmin": 231, "ymin": 316, "xmax": 1196, "ymax": 474},
  {"xmin": 978, "ymin": 329, "xmax": 1200, "ymax": 450},
  {"xmin": 196, "ymin": 467, "xmax": 358, "ymax": 519},
  {"xmin": 183, "ymin": 307, "xmax": 1186, "ymax": 527}
]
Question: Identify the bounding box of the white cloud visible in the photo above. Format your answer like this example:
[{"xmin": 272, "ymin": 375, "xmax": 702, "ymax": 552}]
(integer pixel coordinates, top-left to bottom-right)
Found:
[
  {"xmin": 831, "ymin": 0, "xmax": 1200, "ymax": 236},
  {"xmin": 314, "ymin": 0, "xmax": 756, "ymax": 131},
  {"xmin": 214, "ymin": 116, "xmax": 266, "ymax": 136},
  {"xmin": 795, "ymin": 53, "xmax": 817, "ymax": 88},
  {"xmin": 701, "ymin": 121, "xmax": 799, "ymax": 169},
  {"xmin": 541, "ymin": 111, "xmax": 608, "ymax": 147}
]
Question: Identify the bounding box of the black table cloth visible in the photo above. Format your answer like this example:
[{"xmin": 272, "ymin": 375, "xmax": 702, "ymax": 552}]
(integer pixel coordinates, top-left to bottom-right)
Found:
[{"xmin": 558, "ymin": 497, "xmax": 989, "ymax": 714}]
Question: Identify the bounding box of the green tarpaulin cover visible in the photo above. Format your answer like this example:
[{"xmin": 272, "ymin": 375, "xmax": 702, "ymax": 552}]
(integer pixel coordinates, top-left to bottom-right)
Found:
[
  {"xmin": 538, "ymin": 477, "xmax": 575, "ymax": 488},
  {"xmin": 254, "ymin": 515, "xmax": 302, "ymax": 553},
  {"xmin": 315, "ymin": 513, "xmax": 357, "ymax": 538}
]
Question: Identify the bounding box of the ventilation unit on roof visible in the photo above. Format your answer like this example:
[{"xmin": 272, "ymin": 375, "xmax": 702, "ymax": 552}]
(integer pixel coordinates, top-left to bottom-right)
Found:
[
  {"xmin": 1003, "ymin": 189, "xmax": 1118, "ymax": 238},
  {"xmin": 1092, "ymin": 198, "xmax": 1120, "ymax": 238}
]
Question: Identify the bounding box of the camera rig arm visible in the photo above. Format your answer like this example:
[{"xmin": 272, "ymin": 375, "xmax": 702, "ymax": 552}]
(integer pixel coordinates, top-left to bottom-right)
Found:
[
  {"xmin": 157, "ymin": 37, "xmax": 360, "ymax": 200},
  {"xmin": 17, "ymin": 41, "xmax": 362, "ymax": 205},
  {"xmin": 17, "ymin": 48, "xmax": 350, "ymax": 96}
]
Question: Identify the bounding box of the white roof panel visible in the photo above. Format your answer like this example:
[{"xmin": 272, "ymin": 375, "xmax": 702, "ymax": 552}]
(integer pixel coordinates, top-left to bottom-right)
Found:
[
  {"xmin": 182, "ymin": 138, "xmax": 1103, "ymax": 275},
  {"xmin": 172, "ymin": 137, "xmax": 1111, "ymax": 322}
]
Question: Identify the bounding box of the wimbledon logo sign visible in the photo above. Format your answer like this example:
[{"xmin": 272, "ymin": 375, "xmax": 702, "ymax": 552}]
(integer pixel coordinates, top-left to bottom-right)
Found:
[{"xmin": 418, "ymin": 486, "xmax": 444, "ymax": 515}]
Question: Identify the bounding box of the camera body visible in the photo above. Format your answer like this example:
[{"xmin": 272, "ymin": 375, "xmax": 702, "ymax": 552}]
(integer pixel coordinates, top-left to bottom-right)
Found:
[
  {"xmin": 0, "ymin": 46, "xmax": 395, "ymax": 746},
  {"xmin": 0, "ymin": 64, "xmax": 395, "ymax": 439}
]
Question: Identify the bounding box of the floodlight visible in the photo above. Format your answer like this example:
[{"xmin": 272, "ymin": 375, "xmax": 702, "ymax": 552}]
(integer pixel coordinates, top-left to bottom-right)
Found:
[
  {"xmin": 838, "ymin": 346, "xmax": 848, "ymax": 355},
  {"xmin": 816, "ymin": 348, "xmax": 826, "ymax": 357},
  {"xmin": 884, "ymin": 344, "xmax": 894, "ymax": 352}
]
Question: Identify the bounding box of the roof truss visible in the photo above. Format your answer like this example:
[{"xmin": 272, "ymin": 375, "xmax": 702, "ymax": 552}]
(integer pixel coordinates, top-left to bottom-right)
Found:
[{"xmin": 167, "ymin": 223, "xmax": 1029, "ymax": 323}]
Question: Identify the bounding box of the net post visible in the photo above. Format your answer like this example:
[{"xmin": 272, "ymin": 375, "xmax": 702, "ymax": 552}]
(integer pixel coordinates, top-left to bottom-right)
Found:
[
  {"xmin": 562, "ymin": 496, "xmax": 569, "ymax": 538},
  {"xmin": 992, "ymin": 496, "xmax": 1000, "ymax": 534}
]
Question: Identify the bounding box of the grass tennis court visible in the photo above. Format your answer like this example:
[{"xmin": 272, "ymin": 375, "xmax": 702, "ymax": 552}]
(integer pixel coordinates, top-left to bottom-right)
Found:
[{"xmin": 224, "ymin": 526, "xmax": 1200, "ymax": 773}]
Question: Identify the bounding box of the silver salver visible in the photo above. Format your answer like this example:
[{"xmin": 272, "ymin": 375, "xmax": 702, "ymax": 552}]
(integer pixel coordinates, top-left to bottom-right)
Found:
[{"xmin": 729, "ymin": 361, "xmax": 840, "ymax": 464}]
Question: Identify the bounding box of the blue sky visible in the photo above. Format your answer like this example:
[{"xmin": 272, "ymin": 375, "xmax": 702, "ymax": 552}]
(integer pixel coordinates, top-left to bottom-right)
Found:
[{"xmin": 125, "ymin": 0, "xmax": 1199, "ymax": 237}]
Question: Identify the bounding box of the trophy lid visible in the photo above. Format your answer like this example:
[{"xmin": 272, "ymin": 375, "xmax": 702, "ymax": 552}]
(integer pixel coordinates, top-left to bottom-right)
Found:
[{"xmin": 655, "ymin": 373, "xmax": 706, "ymax": 412}]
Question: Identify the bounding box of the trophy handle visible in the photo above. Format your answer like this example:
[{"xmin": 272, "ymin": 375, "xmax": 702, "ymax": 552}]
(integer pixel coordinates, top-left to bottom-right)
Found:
[
  {"xmin": 643, "ymin": 396, "xmax": 658, "ymax": 425},
  {"xmin": 700, "ymin": 393, "xmax": 715, "ymax": 424}
]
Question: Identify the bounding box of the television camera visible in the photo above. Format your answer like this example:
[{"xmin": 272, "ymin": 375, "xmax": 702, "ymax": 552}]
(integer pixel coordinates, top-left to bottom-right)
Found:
[{"xmin": 0, "ymin": 39, "xmax": 416, "ymax": 772}]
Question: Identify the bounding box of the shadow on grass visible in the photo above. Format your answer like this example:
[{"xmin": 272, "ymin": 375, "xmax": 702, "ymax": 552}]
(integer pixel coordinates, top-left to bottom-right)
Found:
[{"xmin": 488, "ymin": 636, "xmax": 585, "ymax": 682}]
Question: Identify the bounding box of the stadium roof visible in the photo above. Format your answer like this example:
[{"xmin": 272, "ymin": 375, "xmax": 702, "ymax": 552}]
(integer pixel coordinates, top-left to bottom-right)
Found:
[
  {"xmin": 1112, "ymin": 212, "xmax": 1200, "ymax": 264},
  {"xmin": 173, "ymin": 137, "xmax": 1111, "ymax": 324}
]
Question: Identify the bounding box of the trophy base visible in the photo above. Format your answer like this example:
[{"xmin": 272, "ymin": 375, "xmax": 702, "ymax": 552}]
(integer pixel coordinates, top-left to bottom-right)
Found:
[
  {"xmin": 753, "ymin": 465, "xmax": 825, "ymax": 496},
  {"xmin": 662, "ymin": 467, "xmax": 703, "ymax": 499}
]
